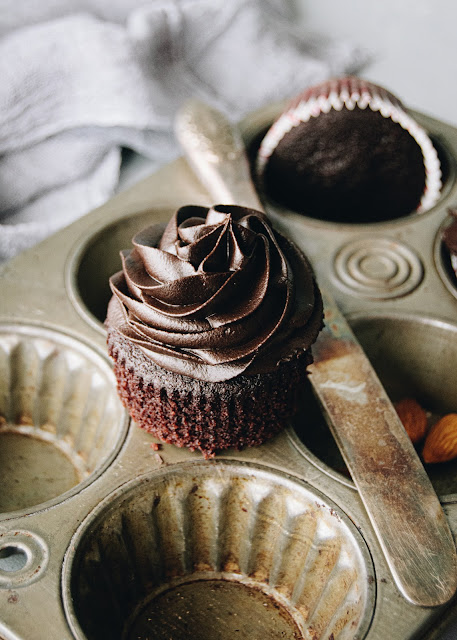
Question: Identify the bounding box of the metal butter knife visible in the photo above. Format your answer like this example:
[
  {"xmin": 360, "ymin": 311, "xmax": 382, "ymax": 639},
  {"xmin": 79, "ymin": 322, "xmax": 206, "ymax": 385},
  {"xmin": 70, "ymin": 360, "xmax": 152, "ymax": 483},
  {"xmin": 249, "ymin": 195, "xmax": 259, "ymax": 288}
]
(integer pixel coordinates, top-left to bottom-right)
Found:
[{"xmin": 174, "ymin": 98, "xmax": 457, "ymax": 608}]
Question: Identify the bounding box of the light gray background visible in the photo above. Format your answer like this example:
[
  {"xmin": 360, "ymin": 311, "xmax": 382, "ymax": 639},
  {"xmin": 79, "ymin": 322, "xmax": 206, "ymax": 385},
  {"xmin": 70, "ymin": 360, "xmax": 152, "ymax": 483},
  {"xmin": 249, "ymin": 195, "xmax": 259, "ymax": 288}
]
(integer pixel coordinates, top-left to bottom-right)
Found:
[{"xmin": 297, "ymin": 0, "xmax": 457, "ymax": 127}]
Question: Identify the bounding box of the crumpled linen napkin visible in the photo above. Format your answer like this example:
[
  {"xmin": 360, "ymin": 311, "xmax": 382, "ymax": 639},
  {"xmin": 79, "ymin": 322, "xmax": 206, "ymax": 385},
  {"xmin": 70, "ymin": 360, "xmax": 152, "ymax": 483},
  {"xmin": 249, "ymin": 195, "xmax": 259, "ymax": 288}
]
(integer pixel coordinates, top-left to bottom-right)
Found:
[{"xmin": 0, "ymin": 0, "xmax": 367, "ymax": 262}]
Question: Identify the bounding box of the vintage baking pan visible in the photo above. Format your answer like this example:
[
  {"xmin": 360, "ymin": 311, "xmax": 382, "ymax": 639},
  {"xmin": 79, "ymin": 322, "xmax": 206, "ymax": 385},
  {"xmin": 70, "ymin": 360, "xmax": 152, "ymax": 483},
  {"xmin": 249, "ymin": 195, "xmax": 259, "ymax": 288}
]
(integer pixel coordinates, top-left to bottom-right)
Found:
[{"xmin": 0, "ymin": 100, "xmax": 457, "ymax": 640}]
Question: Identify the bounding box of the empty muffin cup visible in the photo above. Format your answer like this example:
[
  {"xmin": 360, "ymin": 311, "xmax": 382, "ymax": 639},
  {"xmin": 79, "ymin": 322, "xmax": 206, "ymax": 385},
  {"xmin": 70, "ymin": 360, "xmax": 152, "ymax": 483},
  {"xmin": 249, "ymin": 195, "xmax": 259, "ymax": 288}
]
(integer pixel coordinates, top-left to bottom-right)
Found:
[
  {"xmin": 0, "ymin": 324, "xmax": 128, "ymax": 514},
  {"xmin": 67, "ymin": 209, "xmax": 172, "ymax": 331},
  {"xmin": 63, "ymin": 460, "xmax": 375, "ymax": 640},
  {"xmin": 291, "ymin": 314, "xmax": 457, "ymax": 497}
]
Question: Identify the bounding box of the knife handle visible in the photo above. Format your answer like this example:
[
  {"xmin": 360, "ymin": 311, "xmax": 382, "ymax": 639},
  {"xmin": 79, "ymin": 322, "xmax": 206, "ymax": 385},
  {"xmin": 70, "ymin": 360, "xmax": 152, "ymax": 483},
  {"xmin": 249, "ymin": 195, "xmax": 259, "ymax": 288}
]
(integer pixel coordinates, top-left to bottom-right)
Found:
[{"xmin": 175, "ymin": 99, "xmax": 263, "ymax": 210}]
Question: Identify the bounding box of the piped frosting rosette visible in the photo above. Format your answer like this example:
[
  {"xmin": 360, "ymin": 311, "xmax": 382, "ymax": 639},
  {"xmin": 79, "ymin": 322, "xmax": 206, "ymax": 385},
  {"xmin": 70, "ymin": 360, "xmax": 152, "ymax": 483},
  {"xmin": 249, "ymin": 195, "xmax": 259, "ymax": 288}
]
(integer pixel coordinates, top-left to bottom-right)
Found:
[
  {"xmin": 108, "ymin": 205, "xmax": 322, "ymax": 382},
  {"xmin": 257, "ymin": 76, "xmax": 442, "ymax": 214}
]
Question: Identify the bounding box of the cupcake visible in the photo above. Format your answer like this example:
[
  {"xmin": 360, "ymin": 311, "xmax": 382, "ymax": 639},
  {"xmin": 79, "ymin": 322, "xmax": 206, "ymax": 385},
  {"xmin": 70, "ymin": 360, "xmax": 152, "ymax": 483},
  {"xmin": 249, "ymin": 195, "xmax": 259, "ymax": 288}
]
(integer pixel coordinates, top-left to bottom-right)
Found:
[
  {"xmin": 106, "ymin": 204, "xmax": 323, "ymax": 458},
  {"xmin": 443, "ymin": 209, "xmax": 457, "ymax": 279},
  {"xmin": 256, "ymin": 76, "xmax": 442, "ymax": 223}
]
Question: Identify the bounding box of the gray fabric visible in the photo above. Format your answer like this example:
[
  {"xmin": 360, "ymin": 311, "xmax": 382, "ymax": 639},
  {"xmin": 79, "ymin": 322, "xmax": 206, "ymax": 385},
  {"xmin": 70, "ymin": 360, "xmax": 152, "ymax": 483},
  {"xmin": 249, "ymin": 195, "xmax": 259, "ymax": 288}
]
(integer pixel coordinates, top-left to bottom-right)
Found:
[{"xmin": 0, "ymin": 0, "xmax": 367, "ymax": 261}]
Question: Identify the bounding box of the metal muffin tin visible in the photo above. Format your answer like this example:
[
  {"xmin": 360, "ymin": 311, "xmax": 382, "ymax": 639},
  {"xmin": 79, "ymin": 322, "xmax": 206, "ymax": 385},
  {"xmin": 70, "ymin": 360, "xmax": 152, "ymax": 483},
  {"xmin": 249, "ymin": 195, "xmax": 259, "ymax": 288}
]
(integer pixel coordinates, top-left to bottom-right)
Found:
[{"xmin": 0, "ymin": 105, "xmax": 457, "ymax": 640}]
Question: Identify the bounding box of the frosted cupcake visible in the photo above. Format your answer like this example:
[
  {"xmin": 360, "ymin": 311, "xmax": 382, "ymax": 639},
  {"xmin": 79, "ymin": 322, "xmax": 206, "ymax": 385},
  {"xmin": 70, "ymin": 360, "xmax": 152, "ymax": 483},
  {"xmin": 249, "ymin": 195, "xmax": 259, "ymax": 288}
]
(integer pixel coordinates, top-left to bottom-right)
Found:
[
  {"xmin": 106, "ymin": 204, "xmax": 323, "ymax": 457},
  {"xmin": 257, "ymin": 76, "xmax": 442, "ymax": 223}
]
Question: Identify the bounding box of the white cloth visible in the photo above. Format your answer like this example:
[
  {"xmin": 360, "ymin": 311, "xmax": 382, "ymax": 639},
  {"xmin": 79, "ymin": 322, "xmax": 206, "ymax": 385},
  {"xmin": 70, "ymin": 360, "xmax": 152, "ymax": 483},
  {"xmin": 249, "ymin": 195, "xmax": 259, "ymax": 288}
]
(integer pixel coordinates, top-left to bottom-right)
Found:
[{"xmin": 0, "ymin": 0, "xmax": 367, "ymax": 261}]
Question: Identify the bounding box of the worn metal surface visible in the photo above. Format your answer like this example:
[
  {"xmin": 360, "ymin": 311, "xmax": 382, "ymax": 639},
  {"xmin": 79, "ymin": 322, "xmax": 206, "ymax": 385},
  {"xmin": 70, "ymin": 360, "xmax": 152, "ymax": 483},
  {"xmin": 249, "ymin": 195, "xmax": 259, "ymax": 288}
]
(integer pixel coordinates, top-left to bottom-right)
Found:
[
  {"xmin": 175, "ymin": 99, "xmax": 457, "ymax": 608},
  {"xmin": 0, "ymin": 324, "xmax": 129, "ymax": 515},
  {"xmin": 0, "ymin": 99, "xmax": 457, "ymax": 639},
  {"xmin": 333, "ymin": 236, "xmax": 424, "ymax": 299}
]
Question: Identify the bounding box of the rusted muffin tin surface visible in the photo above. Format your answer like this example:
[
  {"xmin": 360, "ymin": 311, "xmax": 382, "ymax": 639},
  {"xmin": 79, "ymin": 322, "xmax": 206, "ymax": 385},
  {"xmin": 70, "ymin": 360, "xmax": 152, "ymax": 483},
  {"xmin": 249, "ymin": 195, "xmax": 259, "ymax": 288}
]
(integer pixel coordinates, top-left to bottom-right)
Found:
[
  {"xmin": 63, "ymin": 461, "xmax": 374, "ymax": 640},
  {"xmin": 1, "ymin": 106, "xmax": 457, "ymax": 640},
  {"xmin": 0, "ymin": 324, "xmax": 129, "ymax": 515}
]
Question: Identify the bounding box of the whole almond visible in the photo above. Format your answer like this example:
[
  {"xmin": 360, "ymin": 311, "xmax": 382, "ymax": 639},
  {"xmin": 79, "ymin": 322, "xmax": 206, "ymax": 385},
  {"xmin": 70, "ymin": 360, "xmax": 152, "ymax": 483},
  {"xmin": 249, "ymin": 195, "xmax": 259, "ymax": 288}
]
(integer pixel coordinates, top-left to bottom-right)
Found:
[
  {"xmin": 422, "ymin": 414, "xmax": 457, "ymax": 463},
  {"xmin": 394, "ymin": 398, "xmax": 428, "ymax": 444}
]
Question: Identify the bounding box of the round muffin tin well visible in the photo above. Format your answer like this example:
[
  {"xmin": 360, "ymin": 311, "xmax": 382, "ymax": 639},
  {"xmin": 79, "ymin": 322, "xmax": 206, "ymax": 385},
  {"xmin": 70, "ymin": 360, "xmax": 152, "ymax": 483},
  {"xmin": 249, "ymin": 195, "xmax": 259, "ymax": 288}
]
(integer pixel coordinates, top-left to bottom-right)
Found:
[
  {"xmin": 63, "ymin": 461, "xmax": 375, "ymax": 640},
  {"xmin": 0, "ymin": 324, "xmax": 128, "ymax": 515},
  {"xmin": 67, "ymin": 209, "xmax": 171, "ymax": 332}
]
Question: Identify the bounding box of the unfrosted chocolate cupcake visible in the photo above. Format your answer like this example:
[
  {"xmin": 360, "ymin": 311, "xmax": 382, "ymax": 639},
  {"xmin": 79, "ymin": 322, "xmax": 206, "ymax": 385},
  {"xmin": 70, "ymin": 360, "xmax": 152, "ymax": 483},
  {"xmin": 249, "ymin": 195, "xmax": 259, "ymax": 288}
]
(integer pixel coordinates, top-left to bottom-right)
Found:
[
  {"xmin": 257, "ymin": 76, "xmax": 442, "ymax": 223},
  {"xmin": 106, "ymin": 204, "xmax": 323, "ymax": 458}
]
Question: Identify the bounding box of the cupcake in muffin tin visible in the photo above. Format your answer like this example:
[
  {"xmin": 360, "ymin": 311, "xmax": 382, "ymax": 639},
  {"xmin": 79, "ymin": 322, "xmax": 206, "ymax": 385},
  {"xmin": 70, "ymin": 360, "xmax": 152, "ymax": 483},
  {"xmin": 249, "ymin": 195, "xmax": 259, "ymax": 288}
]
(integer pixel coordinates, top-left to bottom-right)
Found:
[
  {"xmin": 256, "ymin": 76, "xmax": 442, "ymax": 223},
  {"xmin": 106, "ymin": 204, "xmax": 323, "ymax": 458}
]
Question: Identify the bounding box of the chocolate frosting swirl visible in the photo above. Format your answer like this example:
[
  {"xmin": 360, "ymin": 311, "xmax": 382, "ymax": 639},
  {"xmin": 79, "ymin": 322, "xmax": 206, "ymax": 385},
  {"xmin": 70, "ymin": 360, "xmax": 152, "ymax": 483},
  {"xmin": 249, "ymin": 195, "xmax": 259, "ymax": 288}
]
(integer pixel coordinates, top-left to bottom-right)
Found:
[{"xmin": 107, "ymin": 205, "xmax": 322, "ymax": 382}]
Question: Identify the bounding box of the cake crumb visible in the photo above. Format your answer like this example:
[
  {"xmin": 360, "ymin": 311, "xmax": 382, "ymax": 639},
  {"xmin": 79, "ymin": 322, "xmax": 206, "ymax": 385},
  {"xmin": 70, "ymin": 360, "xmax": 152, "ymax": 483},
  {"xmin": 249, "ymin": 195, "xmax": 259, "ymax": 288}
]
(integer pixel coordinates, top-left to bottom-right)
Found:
[
  {"xmin": 154, "ymin": 453, "xmax": 164, "ymax": 466},
  {"xmin": 150, "ymin": 442, "xmax": 161, "ymax": 451}
]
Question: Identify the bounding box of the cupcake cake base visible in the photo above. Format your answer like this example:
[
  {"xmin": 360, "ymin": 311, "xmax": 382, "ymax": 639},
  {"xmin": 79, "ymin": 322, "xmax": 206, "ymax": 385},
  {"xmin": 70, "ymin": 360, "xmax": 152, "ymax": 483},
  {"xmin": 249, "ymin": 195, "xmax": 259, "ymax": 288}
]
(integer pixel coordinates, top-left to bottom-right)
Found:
[
  {"xmin": 105, "ymin": 204, "xmax": 324, "ymax": 458},
  {"xmin": 108, "ymin": 328, "xmax": 314, "ymax": 458}
]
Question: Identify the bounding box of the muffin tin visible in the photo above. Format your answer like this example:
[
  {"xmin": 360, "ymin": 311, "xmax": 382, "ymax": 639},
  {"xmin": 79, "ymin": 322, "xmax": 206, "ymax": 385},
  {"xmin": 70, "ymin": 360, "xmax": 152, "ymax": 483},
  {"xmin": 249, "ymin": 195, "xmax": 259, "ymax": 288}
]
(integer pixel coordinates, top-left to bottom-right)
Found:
[{"xmin": 1, "ymin": 104, "xmax": 457, "ymax": 640}]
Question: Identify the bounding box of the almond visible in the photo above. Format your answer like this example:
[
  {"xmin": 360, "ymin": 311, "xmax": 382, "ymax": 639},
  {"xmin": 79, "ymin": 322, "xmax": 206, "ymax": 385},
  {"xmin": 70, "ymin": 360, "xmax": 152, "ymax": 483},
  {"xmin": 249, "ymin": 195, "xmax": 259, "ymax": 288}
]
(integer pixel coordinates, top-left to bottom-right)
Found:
[
  {"xmin": 394, "ymin": 398, "xmax": 428, "ymax": 444},
  {"xmin": 422, "ymin": 414, "xmax": 457, "ymax": 463}
]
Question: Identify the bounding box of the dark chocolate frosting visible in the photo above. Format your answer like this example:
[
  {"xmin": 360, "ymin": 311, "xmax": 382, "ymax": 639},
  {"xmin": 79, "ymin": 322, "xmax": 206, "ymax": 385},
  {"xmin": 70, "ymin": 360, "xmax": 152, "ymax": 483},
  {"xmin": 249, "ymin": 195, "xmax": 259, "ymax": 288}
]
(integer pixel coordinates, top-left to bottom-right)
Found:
[{"xmin": 107, "ymin": 204, "xmax": 323, "ymax": 382}]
